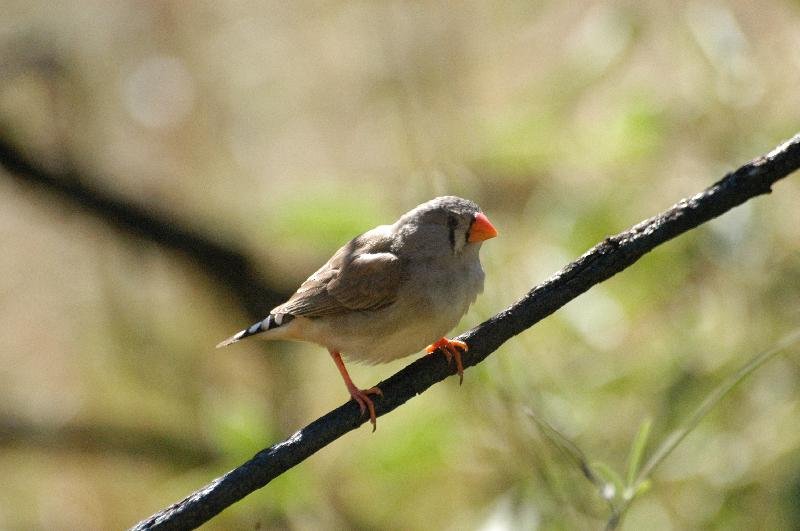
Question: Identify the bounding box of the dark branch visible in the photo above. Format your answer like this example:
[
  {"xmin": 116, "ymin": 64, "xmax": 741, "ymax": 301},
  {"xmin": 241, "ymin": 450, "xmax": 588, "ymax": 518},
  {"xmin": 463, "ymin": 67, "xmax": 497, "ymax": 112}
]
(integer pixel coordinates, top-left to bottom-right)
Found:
[
  {"xmin": 0, "ymin": 414, "xmax": 217, "ymax": 468},
  {"xmin": 0, "ymin": 130, "xmax": 287, "ymax": 319},
  {"xmin": 130, "ymin": 133, "xmax": 800, "ymax": 530}
]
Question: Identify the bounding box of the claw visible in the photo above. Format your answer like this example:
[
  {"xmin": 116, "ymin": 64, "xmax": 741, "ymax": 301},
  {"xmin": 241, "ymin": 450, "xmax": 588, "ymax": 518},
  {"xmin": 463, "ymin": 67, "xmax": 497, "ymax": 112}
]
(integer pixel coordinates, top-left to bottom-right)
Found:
[
  {"xmin": 426, "ymin": 337, "xmax": 468, "ymax": 384},
  {"xmin": 349, "ymin": 386, "xmax": 383, "ymax": 432}
]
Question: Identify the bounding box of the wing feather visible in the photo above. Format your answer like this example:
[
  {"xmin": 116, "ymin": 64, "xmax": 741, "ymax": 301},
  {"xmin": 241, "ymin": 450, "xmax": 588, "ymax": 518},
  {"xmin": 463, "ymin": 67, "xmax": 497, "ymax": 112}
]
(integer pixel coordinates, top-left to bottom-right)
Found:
[{"xmin": 271, "ymin": 227, "xmax": 403, "ymax": 318}]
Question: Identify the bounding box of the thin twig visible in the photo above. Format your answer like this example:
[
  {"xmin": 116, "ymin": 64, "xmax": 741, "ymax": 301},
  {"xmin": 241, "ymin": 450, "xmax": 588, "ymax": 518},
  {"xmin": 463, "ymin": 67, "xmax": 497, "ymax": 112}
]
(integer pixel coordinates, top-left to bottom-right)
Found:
[
  {"xmin": 634, "ymin": 328, "xmax": 800, "ymax": 485},
  {"xmin": 127, "ymin": 133, "xmax": 800, "ymax": 530}
]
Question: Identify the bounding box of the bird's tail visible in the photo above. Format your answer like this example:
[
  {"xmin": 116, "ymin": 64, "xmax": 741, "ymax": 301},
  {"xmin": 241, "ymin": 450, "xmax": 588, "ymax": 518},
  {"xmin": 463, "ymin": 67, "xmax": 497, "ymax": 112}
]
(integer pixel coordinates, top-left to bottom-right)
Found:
[{"xmin": 216, "ymin": 313, "xmax": 293, "ymax": 348}]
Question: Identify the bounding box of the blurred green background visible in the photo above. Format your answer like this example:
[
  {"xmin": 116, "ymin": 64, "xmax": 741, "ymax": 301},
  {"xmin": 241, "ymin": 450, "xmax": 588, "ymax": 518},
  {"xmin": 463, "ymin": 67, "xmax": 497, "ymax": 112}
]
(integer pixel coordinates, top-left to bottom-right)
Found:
[{"xmin": 1, "ymin": 1, "xmax": 799, "ymax": 529}]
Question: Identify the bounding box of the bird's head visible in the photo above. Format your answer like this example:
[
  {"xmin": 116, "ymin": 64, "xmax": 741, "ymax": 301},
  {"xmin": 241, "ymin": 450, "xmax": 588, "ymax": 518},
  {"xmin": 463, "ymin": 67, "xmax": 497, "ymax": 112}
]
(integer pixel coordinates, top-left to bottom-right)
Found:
[{"xmin": 395, "ymin": 196, "xmax": 498, "ymax": 256}]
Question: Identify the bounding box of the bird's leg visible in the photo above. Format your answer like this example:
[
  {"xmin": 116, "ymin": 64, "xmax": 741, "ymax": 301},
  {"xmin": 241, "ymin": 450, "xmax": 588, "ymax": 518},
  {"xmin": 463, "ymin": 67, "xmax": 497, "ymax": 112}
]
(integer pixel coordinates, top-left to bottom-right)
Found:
[
  {"xmin": 329, "ymin": 350, "xmax": 383, "ymax": 431},
  {"xmin": 426, "ymin": 337, "xmax": 468, "ymax": 384}
]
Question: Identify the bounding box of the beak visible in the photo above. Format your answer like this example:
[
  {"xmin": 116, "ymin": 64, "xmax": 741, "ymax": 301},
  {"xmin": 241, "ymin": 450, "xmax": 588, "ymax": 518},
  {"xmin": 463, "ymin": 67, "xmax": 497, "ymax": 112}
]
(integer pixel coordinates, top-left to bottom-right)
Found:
[{"xmin": 468, "ymin": 212, "xmax": 499, "ymax": 242}]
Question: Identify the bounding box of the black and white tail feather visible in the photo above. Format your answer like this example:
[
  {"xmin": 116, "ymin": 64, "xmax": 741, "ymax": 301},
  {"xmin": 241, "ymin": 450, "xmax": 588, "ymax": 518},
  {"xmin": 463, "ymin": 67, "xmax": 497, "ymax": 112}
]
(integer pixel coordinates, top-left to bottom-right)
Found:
[{"xmin": 216, "ymin": 313, "xmax": 293, "ymax": 348}]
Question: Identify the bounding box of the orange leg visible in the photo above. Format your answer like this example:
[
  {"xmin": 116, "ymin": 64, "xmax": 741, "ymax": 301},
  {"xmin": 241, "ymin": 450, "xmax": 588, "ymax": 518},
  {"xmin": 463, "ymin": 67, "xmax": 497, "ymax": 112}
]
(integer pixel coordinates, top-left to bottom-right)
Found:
[
  {"xmin": 426, "ymin": 337, "xmax": 468, "ymax": 384},
  {"xmin": 330, "ymin": 350, "xmax": 383, "ymax": 431}
]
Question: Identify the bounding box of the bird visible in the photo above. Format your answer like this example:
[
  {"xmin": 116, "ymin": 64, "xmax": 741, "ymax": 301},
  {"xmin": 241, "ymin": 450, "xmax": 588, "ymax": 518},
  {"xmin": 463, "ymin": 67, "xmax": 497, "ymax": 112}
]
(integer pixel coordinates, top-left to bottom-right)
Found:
[{"xmin": 216, "ymin": 196, "xmax": 498, "ymax": 430}]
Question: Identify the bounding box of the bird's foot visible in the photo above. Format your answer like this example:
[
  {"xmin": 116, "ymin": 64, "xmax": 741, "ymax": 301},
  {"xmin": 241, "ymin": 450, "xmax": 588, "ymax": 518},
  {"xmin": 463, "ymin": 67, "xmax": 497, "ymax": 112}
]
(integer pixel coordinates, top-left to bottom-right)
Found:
[
  {"xmin": 347, "ymin": 386, "xmax": 383, "ymax": 432},
  {"xmin": 426, "ymin": 337, "xmax": 468, "ymax": 384},
  {"xmin": 330, "ymin": 349, "xmax": 383, "ymax": 431}
]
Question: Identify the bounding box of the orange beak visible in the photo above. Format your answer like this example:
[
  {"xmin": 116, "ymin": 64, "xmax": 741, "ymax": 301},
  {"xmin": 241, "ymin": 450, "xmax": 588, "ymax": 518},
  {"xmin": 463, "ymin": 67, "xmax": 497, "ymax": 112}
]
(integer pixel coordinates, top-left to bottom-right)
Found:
[{"xmin": 468, "ymin": 212, "xmax": 499, "ymax": 242}]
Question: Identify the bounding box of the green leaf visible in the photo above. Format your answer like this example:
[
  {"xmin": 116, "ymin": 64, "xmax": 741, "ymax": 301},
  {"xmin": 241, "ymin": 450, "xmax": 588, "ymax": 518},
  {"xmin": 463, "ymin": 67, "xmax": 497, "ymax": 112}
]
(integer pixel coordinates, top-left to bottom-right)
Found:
[
  {"xmin": 635, "ymin": 328, "xmax": 800, "ymax": 484},
  {"xmin": 625, "ymin": 418, "xmax": 652, "ymax": 488},
  {"xmin": 526, "ymin": 408, "xmax": 602, "ymax": 488}
]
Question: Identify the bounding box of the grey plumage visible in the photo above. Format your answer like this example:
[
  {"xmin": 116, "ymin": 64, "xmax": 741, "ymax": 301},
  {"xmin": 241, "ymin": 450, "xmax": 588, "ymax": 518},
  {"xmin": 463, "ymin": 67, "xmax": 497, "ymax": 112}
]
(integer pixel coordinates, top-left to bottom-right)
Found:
[
  {"xmin": 217, "ymin": 195, "xmax": 489, "ymax": 355},
  {"xmin": 215, "ymin": 195, "xmax": 497, "ymax": 429}
]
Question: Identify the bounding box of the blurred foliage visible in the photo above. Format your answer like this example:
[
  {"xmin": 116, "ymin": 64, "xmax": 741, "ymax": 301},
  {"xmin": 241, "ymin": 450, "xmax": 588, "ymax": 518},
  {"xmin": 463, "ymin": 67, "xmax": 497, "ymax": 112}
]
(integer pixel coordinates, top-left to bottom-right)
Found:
[{"xmin": 1, "ymin": 1, "xmax": 799, "ymax": 529}]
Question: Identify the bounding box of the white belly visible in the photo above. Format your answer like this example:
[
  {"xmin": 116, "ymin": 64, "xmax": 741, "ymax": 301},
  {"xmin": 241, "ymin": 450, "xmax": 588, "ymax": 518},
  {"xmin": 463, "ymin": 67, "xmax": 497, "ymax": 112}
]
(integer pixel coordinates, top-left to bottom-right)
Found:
[{"xmin": 298, "ymin": 258, "xmax": 484, "ymax": 364}]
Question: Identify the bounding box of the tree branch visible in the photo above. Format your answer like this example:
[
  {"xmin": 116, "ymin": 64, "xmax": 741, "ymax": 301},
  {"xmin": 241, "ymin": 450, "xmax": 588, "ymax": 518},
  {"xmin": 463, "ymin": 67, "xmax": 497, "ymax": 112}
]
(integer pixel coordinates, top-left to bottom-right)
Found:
[
  {"xmin": 0, "ymin": 130, "xmax": 288, "ymax": 319},
  {"xmin": 130, "ymin": 132, "xmax": 798, "ymax": 529},
  {"xmin": 0, "ymin": 414, "xmax": 217, "ymax": 468}
]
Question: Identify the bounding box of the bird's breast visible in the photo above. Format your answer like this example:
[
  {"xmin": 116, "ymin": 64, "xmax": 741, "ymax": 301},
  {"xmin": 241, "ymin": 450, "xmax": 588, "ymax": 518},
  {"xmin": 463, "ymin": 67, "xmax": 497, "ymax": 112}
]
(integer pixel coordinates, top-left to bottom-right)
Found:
[{"xmin": 303, "ymin": 254, "xmax": 485, "ymax": 365}]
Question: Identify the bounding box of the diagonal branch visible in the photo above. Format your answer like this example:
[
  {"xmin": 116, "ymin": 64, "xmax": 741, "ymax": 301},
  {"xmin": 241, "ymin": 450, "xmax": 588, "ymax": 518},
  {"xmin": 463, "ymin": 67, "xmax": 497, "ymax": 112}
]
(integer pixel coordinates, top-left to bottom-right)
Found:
[
  {"xmin": 0, "ymin": 129, "xmax": 288, "ymax": 319},
  {"xmin": 131, "ymin": 133, "xmax": 800, "ymax": 530}
]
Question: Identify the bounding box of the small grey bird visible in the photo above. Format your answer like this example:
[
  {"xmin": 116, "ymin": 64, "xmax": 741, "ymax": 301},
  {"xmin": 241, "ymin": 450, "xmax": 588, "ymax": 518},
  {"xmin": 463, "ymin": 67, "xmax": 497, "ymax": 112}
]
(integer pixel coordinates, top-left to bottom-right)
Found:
[{"xmin": 217, "ymin": 196, "xmax": 498, "ymax": 430}]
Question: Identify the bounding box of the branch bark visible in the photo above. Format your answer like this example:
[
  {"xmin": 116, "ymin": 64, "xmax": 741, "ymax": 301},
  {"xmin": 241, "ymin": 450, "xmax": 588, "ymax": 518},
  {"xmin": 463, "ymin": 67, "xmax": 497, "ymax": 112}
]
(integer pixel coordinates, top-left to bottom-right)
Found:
[{"xmin": 126, "ymin": 133, "xmax": 798, "ymax": 529}]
